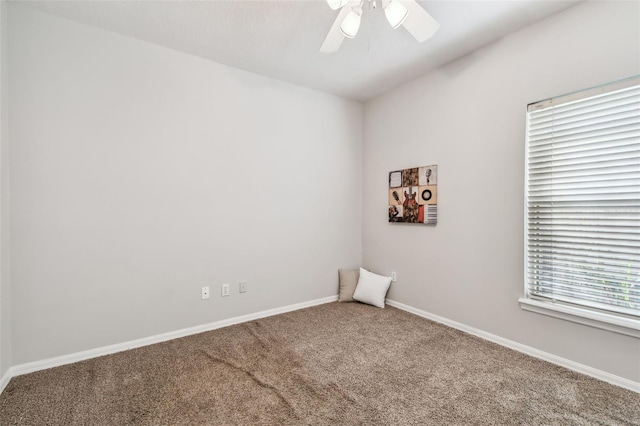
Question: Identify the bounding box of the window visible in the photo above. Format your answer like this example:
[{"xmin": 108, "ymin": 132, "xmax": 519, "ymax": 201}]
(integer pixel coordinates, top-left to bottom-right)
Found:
[{"xmin": 521, "ymin": 76, "xmax": 640, "ymax": 337}]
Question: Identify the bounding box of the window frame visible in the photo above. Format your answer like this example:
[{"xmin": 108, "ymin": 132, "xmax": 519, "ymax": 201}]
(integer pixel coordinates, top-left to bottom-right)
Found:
[{"xmin": 521, "ymin": 76, "xmax": 640, "ymax": 339}]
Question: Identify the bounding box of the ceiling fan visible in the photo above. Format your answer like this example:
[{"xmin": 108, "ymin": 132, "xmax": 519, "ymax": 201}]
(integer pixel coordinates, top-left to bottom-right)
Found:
[{"xmin": 320, "ymin": 0, "xmax": 440, "ymax": 53}]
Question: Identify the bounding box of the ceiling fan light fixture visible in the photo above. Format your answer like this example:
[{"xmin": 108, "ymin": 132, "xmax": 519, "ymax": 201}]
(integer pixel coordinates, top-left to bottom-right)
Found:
[
  {"xmin": 340, "ymin": 7, "xmax": 362, "ymax": 38},
  {"xmin": 384, "ymin": 1, "xmax": 408, "ymax": 29},
  {"xmin": 327, "ymin": 0, "xmax": 349, "ymax": 10}
]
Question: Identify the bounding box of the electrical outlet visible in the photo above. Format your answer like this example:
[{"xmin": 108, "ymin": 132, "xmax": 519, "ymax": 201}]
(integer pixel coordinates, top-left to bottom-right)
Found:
[
  {"xmin": 201, "ymin": 286, "xmax": 210, "ymax": 300},
  {"xmin": 239, "ymin": 281, "xmax": 247, "ymax": 293},
  {"xmin": 221, "ymin": 283, "xmax": 230, "ymax": 297},
  {"xmin": 391, "ymin": 271, "xmax": 397, "ymax": 282}
]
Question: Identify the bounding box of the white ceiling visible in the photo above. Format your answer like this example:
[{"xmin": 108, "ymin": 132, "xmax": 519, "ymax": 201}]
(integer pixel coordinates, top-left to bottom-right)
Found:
[{"xmin": 17, "ymin": 0, "xmax": 581, "ymax": 101}]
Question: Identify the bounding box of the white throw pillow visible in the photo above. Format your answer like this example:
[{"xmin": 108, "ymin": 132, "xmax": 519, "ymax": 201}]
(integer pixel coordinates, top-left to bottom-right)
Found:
[{"xmin": 352, "ymin": 268, "xmax": 392, "ymax": 308}]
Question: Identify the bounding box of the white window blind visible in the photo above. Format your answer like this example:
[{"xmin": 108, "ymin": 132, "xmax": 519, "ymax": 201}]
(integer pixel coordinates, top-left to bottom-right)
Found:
[{"xmin": 525, "ymin": 76, "xmax": 640, "ymax": 320}]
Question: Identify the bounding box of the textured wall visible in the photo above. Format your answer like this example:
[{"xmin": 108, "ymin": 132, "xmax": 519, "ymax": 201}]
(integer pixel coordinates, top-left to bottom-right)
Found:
[
  {"xmin": 0, "ymin": 0, "xmax": 11, "ymax": 379},
  {"xmin": 363, "ymin": 1, "xmax": 640, "ymax": 382},
  {"xmin": 8, "ymin": 5, "xmax": 362, "ymax": 364}
]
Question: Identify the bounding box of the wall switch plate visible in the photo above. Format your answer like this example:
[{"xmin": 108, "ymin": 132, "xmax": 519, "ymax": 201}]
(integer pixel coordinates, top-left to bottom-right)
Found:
[
  {"xmin": 239, "ymin": 281, "xmax": 247, "ymax": 293},
  {"xmin": 201, "ymin": 286, "xmax": 210, "ymax": 300},
  {"xmin": 221, "ymin": 283, "xmax": 230, "ymax": 297},
  {"xmin": 391, "ymin": 272, "xmax": 397, "ymax": 282}
]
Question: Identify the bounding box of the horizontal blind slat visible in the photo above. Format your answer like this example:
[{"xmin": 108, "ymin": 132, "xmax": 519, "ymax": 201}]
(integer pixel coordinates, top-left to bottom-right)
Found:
[
  {"xmin": 528, "ymin": 158, "xmax": 640, "ymax": 176},
  {"xmin": 527, "ymin": 263, "xmax": 639, "ymax": 284},
  {"xmin": 527, "ymin": 83, "xmax": 640, "ymax": 116},
  {"xmin": 528, "ymin": 149, "xmax": 640, "ymax": 169},
  {"xmin": 526, "ymin": 254, "xmax": 640, "ymax": 274},
  {"xmin": 529, "ymin": 170, "xmax": 640, "ymax": 185},
  {"xmin": 529, "ymin": 139, "xmax": 639, "ymax": 161},
  {"xmin": 527, "ymin": 281, "xmax": 640, "ymax": 306},
  {"xmin": 527, "ymin": 245, "xmax": 640, "ymax": 264},
  {"xmin": 529, "ymin": 283, "xmax": 639, "ymax": 305},
  {"xmin": 529, "ymin": 132, "xmax": 639, "ymax": 154},
  {"xmin": 527, "ymin": 242, "xmax": 640, "ymax": 261},
  {"xmin": 529, "ymin": 285, "xmax": 639, "ymax": 310},
  {"xmin": 530, "ymin": 101, "xmax": 640, "ymax": 128},
  {"xmin": 529, "ymin": 115, "xmax": 639, "ymax": 140}
]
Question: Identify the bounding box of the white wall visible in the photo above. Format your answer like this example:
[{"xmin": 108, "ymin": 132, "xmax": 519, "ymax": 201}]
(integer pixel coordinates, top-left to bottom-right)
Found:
[
  {"xmin": 8, "ymin": 5, "xmax": 362, "ymax": 365},
  {"xmin": 363, "ymin": 0, "xmax": 640, "ymax": 382},
  {"xmin": 0, "ymin": 0, "xmax": 11, "ymax": 379}
]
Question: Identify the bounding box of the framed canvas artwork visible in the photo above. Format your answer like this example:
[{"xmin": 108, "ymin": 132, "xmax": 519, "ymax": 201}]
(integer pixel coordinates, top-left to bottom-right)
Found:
[{"xmin": 389, "ymin": 165, "xmax": 438, "ymax": 225}]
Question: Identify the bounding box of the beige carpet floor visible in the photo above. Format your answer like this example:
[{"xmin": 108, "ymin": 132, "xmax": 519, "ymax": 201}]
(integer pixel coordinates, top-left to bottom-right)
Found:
[{"xmin": 1, "ymin": 302, "xmax": 638, "ymax": 425}]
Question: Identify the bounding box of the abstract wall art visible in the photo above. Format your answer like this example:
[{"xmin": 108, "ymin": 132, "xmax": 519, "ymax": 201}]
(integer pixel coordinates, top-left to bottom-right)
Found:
[{"xmin": 388, "ymin": 165, "xmax": 438, "ymax": 225}]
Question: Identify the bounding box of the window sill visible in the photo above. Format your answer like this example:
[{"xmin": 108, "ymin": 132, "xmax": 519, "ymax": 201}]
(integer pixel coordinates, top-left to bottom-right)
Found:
[{"xmin": 518, "ymin": 298, "xmax": 640, "ymax": 339}]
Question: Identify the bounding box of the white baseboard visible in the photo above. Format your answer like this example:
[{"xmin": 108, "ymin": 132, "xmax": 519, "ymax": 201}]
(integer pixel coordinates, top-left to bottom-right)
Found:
[
  {"xmin": 4, "ymin": 295, "xmax": 338, "ymax": 391},
  {"xmin": 0, "ymin": 368, "xmax": 11, "ymax": 395},
  {"xmin": 4, "ymin": 295, "xmax": 637, "ymax": 396},
  {"xmin": 385, "ymin": 299, "xmax": 639, "ymax": 393}
]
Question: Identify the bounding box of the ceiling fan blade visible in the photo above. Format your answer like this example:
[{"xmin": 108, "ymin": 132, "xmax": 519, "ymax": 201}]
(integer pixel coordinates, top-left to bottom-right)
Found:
[
  {"xmin": 320, "ymin": 1, "xmax": 356, "ymax": 53},
  {"xmin": 401, "ymin": 0, "xmax": 439, "ymax": 43}
]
